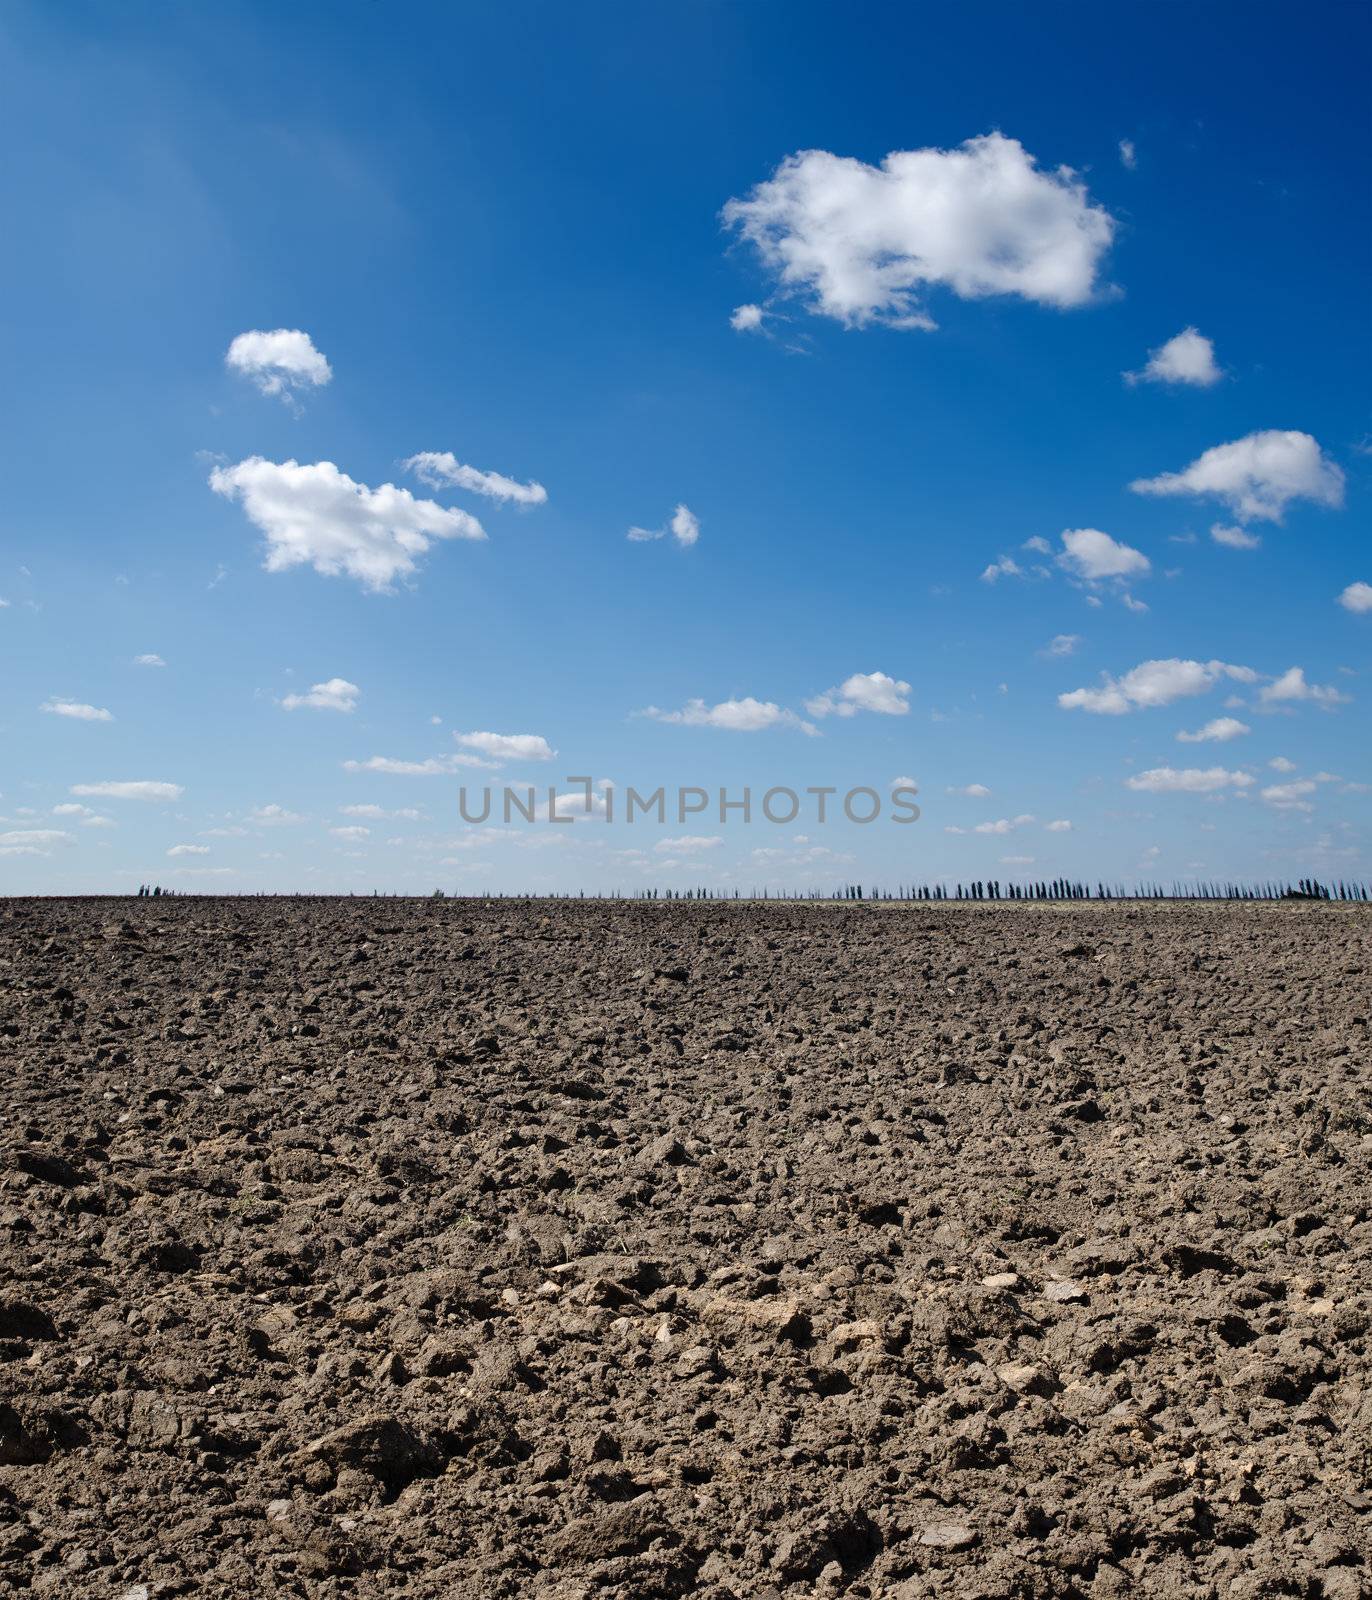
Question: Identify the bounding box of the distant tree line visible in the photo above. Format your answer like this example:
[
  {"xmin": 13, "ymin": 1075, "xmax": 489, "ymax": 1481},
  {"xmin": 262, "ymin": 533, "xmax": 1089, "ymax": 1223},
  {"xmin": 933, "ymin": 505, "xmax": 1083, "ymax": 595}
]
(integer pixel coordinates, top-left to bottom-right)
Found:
[
  {"xmin": 827, "ymin": 876, "xmax": 1369, "ymax": 902},
  {"xmin": 414, "ymin": 878, "xmax": 1368, "ymax": 903},
  {"xmin": 630, "ymin": 877, "xmax": 1371, "ymax": 903},
  {"xmin": 119, "ymin": 878, "xmax": 1371, "ymax": 902}
]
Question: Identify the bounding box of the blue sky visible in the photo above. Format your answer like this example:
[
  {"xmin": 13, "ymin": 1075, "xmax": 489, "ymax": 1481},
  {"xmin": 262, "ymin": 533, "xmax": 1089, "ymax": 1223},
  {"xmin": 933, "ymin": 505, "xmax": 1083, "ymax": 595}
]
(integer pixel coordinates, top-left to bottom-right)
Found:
[{"xmin": 2, "ymin": 0, "xmax": 1369, "ymax": 894}]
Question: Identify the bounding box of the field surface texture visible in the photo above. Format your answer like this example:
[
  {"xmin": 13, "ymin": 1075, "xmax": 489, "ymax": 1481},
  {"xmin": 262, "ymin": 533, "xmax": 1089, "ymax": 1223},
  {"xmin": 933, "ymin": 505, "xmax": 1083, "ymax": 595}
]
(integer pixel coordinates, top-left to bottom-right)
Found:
[{"xmin": 0, "ymin": 898, "xmax": 1369, "ymax": 1599}]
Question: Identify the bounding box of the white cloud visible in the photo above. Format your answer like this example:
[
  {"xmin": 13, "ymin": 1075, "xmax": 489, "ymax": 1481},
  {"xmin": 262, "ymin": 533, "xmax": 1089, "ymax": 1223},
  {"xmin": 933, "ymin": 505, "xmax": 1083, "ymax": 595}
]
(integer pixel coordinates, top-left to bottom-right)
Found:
[
  {"xmin": 133, "ymin": 653, "xmax": 166, "ymax": 668},
  {"xmin": 403, "ymin": 452, "xmax": 547, "ymax": 506},
  {"xmin": 1130, "ymin": 431, "xmax": 1345, "ymax": 525},
  {"xmin": 329, "ymin": 825, "xmax": 371, "ymax": 842},
  {"xmin": 1060, "ymin": 658, "xmax": 1255, "ymax": 714},
  {"xmin": 342, "ymin": 753, "xmax": 496, "ymax": 776},
  {"xmin": 249, "ymin": 803, "xmax": 308, "ymax": 825},
  {"xmin": 0, "ymin": 829, "xmax": 73, "ymax": 850},
  {"xmin": 1210, "ymin": 523, "xmax": 1262, "ymax": 551},
  {"xmin": 1057, "ymin": 528, "xmax": 1150, "ymax": 583},
  {"xmin": 1119, "ymin": 139, "xmax": 1137, "ymax": 170},
  {"xmin": 347, "ymin": 757, "xmax": 438, "ymax": 777},
  {"xmin": 980, "ymin": 556, "xmax": 1023, "ymax": 582},
  {"xmin": 281, "ymin": 677, "xmax": 360, "ymax": 713},
  {"xmin": 654, "ymin": 835, "xmax": 723, "ymax": 853},
  {"xmin": 889, "ymin": 776, "xmax": 919, "ymax": 791},
  {"xmin": 747, "ymin": 841, "xmax": 852, "ymax": 871},
  {"xmin": 210, "ymin": 457, "xmax": 486, "ymax": 591},
  {"xmin": 989, "ymin": 532, "xmax": 1145, "ymax": 609},
  {"xmin": 1258, "ymin": 666, "xmax": 1349, "ymax": 708},
  {"xmin": 167, "ymin": 844, "xmax": 210, "ymax": 857},
  {"xmin": 226, "ymin": 329, "xmax": 332, "ymax": 400},
  {"xmin": 1127, "ymin": 327, "xmax": 1221, "ymax": 387},
  {"xmin": 805, "ymin": 670, "xmax": 910, "ymax": 718},
  {"xmin": 639, "ymin": 697, "xmax": 814, "ymax": 733},
  {"xmin": 52, "ymin": 803, "xmax": 92, "ymax": 817},
  {"xmin": 730, "ymin": 303, "xmax": 765, "ymax": 332},
  {"xmin": 1177, "ymin": 716, "xmax": 1250, "ymax": 743},
  {"xmin": 70, "ymin": 780, "xmax": 182, "ymax": 801},
  {"xmin": 41, "ymin": 698, "xmax": 113, "ymax": 722},
  {"xmin": 722, "ymin": 132, "xmax": 1115, "ymax": 329},
  {"xmin": 1125, "ymin": 767, "xmax": 1254, "ymax": 794},
  {"xmin": 629, "ymin": 504, "xmax": 700, "ymax": 547},
  {"xmin": 671, "ymin": 505, "xmax": 700, "ymax": 548},
  {"xmin": 339, "ymin": 804, "xmax": 421, "ymax": 820},
  {"xmin": 1338, "ymin": 580, "xmax": 1372, "ymax": 614},
  {"xmin": 974, "ymin": 814, "xmax": 1036, "ymax": 835},
  {"xmin": 546, "ymin": 780, "xmax": 614, "ymax": 821},
  {"xmin": 1045, "ymin": 819, "xmax": 1073, "ymax": 832},
  {"xmin": 1269, "ymin": 756, "xmax": 1297, "ymax": 773},
  {"xmin": 1044, "ymin": 633, "xmax": 1081, "ymax": 657},
  {"xmin": 1261, "ymin": 779, "xmax": 1317, "ymax": 810},
  {"xmin": 454, "ymin": 732, "xmax": 556, "ymax": 763},
  {"xmin": 946, "ymin": 783, "xmax": 991, "ymax": 797}
]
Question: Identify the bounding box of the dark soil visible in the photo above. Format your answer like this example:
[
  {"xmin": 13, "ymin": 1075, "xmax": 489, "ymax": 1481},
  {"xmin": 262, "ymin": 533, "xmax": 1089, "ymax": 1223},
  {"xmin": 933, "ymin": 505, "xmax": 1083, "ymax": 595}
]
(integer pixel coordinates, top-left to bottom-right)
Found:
[{"xmin": 1, "ymin": 897, "xmax": 1369, "ymax": 1599}]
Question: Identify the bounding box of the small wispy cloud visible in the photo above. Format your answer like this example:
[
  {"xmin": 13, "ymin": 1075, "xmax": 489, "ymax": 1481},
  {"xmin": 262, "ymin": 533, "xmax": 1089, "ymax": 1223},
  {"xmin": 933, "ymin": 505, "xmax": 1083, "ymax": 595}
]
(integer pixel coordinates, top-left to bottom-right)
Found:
[
  {"xmin": 1043, "ymin": 633, "xmax": 1081, "ymax": 657},
  {"xmin": 805, "ymin": 671, "xmax": 910, "ymax": 718},
  {"xmin": 249, "ymin": 804, "xmax": 309, "ymax": 825},
  {"xmin": 41, "ymin": 698, "xmax": 113, "ymax": 722},
  {"xmin": 1176, "ymin": 716, "xmax": 1250, "ymax": 743},
  {"xmin": 342, "ymin": 753, "xmax": 498, "ymax": 775},
  {"xmin": 1060, "ymin": 658, "xmax": 1256, "ymax": 715},
  {"xmin": 404, "ymin": 452, "xmax": 547, "ymax": 506},
  {"xmin": 1261, "ymin": 779, "xmax": 1317, "ymax": 811},
  {"xmin": 1125, "ymin": 767, "xmax": 1253, "ymax": 794},
  {"xmin": 281, "ymin": 677, "xmax": 360, "ymax": 713},
  {"xmin": 70, "ymin": 780, "xmax": 182, "ymax": 801},
  {"xmin": 454, "ymin": 732, "xmax": 556, "ymax": 762},
  {"xmin": 1125, "ymin": 327, "xmax": 1221, "ymax": 388},
  {"xmin": 638, "ymin": 697, "xmax": 814, "ymax": 733},
  {"xmin": 628, "ymin": 503, "xmax": 700, "ymax": 547}
]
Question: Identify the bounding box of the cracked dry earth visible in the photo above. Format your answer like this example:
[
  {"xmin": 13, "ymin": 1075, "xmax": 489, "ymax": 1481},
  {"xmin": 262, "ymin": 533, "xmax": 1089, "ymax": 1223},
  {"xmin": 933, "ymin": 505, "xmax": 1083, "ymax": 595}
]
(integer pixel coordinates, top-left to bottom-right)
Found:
[{"xmin": 1, "ymin": 898, "xmax": 1370, "ymax": 1600}]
